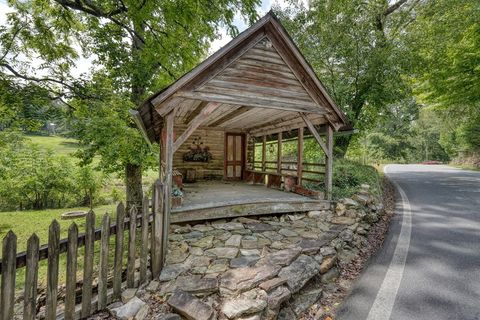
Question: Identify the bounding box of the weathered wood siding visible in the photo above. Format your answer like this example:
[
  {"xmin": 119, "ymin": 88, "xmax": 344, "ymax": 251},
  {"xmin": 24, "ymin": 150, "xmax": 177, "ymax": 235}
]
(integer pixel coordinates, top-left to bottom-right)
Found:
[{"xmin": 173, "ymin": 125, "xmax": 225, "ymax": 179}]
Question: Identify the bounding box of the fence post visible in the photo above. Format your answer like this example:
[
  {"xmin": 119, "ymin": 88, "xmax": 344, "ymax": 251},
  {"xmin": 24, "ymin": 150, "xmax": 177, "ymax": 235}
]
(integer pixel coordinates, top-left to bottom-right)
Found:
[
  {"xmin": 65, "ymin": 223, "xmax": 78, "ymax": 320},
  {"xmin": 23, "ymin": 233, "xmax": 39, "ymax": 320},
  {"xmin": 1, "ymin": 231, "xmax": 17, "ymax": 320},
  {"xmin": 151, "ymin": 180, "xmax": 164, "ymax": 278},
  {"xmin": 113, "ymin": 203, "xmax": 125, "ymax": 300},
  {"xmin": 139, "ymin": 195, "xmax": 149, "ymax": 284},
  {"xmin": 98, "ymin": 214, "xmax": 110, "ymax": 310},
  {"xmin": 81, "ymin": 211, "xmax": 95, "ymax": 318},
  {"xmin": 127, "ymin": 206, "xmax": 137, "ymax": 288},
  {"xmin": 46, "ymin": 220, "xmax": 60, "ymax": 320}
]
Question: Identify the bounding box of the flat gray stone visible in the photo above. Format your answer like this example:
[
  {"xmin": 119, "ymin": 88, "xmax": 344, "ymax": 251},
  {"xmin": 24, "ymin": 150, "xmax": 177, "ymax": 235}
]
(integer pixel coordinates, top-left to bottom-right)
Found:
[
  {"xmin": 155, "ymin": 314, "xmax": 182, "ymax": 320},
  {"xmin": 167, "ymin": 290, "xmax": 214, "ymax": 320},
  {"xmin": 321, "ymin": 267, "xmax": 339, "ymax": 284},
  {"xmin": 191, "ymin": 235, "xmax": 214, "ymax": 248},
  {"xmin": 220, "ymin": 264, "xmax": 281, "ymax": 294},
  {"xmin": 290, "ymin": 288, "xmax": 322, "ymax": 315},
  {"xmin": 297, "ymin": 239, "xmax": 329, "ymax": 254},
  {"xmin": 221, "ymin": 298, "xmax": 267, "ymax": 319},
  {"xmin": 259, "ymin": 277, "xmax": 287, "ymax": 292},
  {"xmin": 277, "ymin": 306, "xmax": 296, "ymax": 320},
  {"xmin": 278, "ymin": 255, "xmax": 320, "ymax": 293},
  {"xmin": 205, "ymin": 247, "xmax": 238, "ymax": 259},
  {"xmin": 240, "ymin": 249, "xmax": 261, "ymax": 256},
  {"xmin": 257, "ymin": 248, "xmax": 301, "ymax": 267},
  {"xmin": 267, "ymin": 286, "xmax": 291, "ymax": 309},
  {"xmin": 245, "ymin": 223, "xmax": 275, "ymax": 232},
  {"xmin": 160, "ymin": 263, "xmax": 188, "ymax": 281},
  {"xmin": 173, "ymin": 275, "xmax": 218, "ymax": 295},
  {"xmin": 213, "ymin": 222, "xmax": 245, "ymax": 230},
  {"xmin": 279, "ymin": 228, "xmax": 298, "ymax": 237},
  {"xmin": 110, "ymin": 296, "xmax": 146, "ymax": 320},
  {"xmin": 225, "ymin": 234, "xmax": 242, "ymax": 247},
  {"xmin": 121, "ymin": 288, "xmax": 137, "ymax": 303},
  {"xmin": 230, "ymin": 255, "xmax": 260, "ymax": 268}
]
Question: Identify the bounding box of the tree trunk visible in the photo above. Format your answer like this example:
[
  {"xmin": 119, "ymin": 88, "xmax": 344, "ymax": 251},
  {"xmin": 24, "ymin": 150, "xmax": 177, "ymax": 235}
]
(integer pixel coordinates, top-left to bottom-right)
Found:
[{"xmin": 125, "ymin": 163, "xmax": 143, "ymax": 212}]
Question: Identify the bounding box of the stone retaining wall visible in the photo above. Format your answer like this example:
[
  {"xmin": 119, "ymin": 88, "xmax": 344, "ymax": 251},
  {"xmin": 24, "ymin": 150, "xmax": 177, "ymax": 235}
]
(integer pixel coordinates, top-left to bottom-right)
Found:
[{"xmin": 105, "ymin": 184, "xmax": 383, "ymax": 320}]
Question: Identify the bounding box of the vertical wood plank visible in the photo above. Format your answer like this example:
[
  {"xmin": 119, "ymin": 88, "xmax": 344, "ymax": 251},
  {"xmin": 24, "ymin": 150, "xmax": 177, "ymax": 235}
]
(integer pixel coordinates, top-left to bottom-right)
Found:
[
  {"xmin": 297, "ymin": 127, "xmax": 304, "ymax": 185},
  {"xmin": 262, "ymin": 135, "xmax": 266, "ymax": 172},
  {"xmin": 325, "ymin": 125, "xmax": 334, "ymax": 200},
  {"xmin": 46, "ymin": 221, "xmax": 60, "ymax": 320},
  {"xmin": 1, "ymin": 231, "xmax": 17, "ymax": 320},
  {"xmin": 23, "ymin": 233, "xmax": 39, "ymax": 320},
  {"xmin": 81, "ymin": 211, "xmax": 95, "ymax": 318},
  {"xmin": 151, "ymin": 180, "xmax": 164, "ymax": 278},
  {"xmin": 277, "ymin": 132, "xmax": 282, "ymax": 174},
  {"xmin": 98, "ymin": 214, "xmax": 110, "ymax": 309},
  {"xmin": 163, "ymin": 110, "xmax": 175, "ymax": 264},
  {"xmin": 139, "ymin": 195, "xmax": 149, "ymax": 284},
  {"xmin": 113, "ymin": 203, "xmax": 125, "ymax": 300},
  {"xmin": 127, "ymin": 206, "xmax": 137, "ymax": 288},
  {"xmin": 65, "ymin": 223, "xmax": 78, "ymax": 320}
]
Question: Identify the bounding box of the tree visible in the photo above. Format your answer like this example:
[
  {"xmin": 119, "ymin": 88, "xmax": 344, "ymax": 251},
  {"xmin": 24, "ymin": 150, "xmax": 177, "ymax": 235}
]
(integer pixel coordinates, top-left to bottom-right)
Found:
[
  {"xmin": 275, "ymin": 0, "xmax": 418, "ymax": 155},
  {"xmin": 1, "ymin": 0, "xmax": 260, "ymax": 208}
]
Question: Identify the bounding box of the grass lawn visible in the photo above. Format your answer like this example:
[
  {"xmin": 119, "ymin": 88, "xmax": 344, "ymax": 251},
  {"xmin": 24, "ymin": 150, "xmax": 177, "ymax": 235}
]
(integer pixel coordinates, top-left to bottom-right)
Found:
[{"xmin": 26, "ymin": 134, "xmax": 80, "ymax": 156}]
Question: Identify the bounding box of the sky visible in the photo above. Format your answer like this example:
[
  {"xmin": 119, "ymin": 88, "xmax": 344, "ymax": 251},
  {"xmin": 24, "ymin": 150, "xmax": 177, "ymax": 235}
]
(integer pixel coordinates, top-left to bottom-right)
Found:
[{"xmin": 0, "ymin": 0, "xmax": 301, "ymax": 77}]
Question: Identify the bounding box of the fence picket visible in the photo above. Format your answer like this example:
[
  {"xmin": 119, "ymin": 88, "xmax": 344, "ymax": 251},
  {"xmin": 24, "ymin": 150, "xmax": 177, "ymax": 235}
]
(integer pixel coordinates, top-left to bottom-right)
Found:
[
  {"xmin": 139, "ymin": 196, "xmax": 149, "ymax": 284},
  {"xmin": 113, "ymin": 202, "xmax": 125, "ymax": 299},
  {"xmin": 81, "ymin": 211, "xmax": 95, "ymax": 318},
  {"xmin": 65, "ymin": 223, "xmax": 78, "ymax": 320},
  {"xmin": 98, "ymin": 214, "xmax": 110, "ymax": 310},
  {"xmin": 127, "ymin": 206, "xmax": 137, "ymax": 288},
  {"xmin": 0, "ymin": 231, "xmax": 17, "ymax": 320},
  {"xmin": 151, "ymin": 180, "xmax": 164, "ymax": 278},
  {"xmin": 23, "ymin": 233, "xmax": 39, "ymax": 320},
  {"xmin": 46, "ymin": 221, "xmax": 60, "ymax": 320}
]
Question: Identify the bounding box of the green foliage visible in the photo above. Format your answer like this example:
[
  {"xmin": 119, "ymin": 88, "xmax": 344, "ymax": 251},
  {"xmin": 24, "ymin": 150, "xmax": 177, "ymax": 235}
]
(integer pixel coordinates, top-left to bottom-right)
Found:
[{"xmin": 331, "ymin": 159, "xmax": 381, "ymax": 199}]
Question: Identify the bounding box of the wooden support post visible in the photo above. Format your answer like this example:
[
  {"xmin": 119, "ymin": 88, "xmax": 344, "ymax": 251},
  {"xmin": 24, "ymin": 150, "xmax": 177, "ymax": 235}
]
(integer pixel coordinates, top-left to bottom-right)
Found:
[
  {"xmin": 139, "ymin": 196, "xmax": 149, "ymax": 284},
  {"xmin": 24, "ymin": 234, "xmax": 39, "ymax": 320},
  {"xmin": 262, "ymin": 135, "xmax": 266, "ymax": 172},
  {"xmin": 163, "ymin": 110, "xmax": 175, "ymax": 263},
  {"xmin": 297, "ymin": 127, "xmax": 304, "ymax": 185},
  {"xmin": 325, "ymin": 125, "xmax": 334, "ymax": 200},
  {"xmin": 151, "ymin": 180, "xmax": 164, "ymax": 278},
  {"xmin": 277, "ymin": 132, "xmax": 282, "ymax": 174},
  {"xmin": 127, "ymin": 206, "xmax": 137, "ymax": 288}
]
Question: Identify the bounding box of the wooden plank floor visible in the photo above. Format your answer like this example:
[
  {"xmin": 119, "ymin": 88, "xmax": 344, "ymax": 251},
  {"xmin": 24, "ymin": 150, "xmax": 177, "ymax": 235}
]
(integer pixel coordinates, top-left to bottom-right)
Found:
[{"xmin": 171, "ymin": 181, "xmax": 331, "ymax": 223}]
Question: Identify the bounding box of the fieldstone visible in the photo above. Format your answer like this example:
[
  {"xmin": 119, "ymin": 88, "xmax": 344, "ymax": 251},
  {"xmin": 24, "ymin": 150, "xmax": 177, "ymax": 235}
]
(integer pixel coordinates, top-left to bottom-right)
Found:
[
  {"xmin": 166, "ymin": 250, "xmax": 189, "ymax": 264},
  {"xmin": 297, "ymin": 239, "xmax": 327, "ymax": 254},
  {"xmin": 174, "ymin": 275, "xmax": 218, "ymax": 295},
  {"xmin": 155, "ymin": 314, "xmax": 182, "ymax": 320},
  {"xmin": 320, "ymin": 246, "xmax": 336, "ymax": 257},
  {"xmin": 290, "ymin": 289, "xmax": 322, "ymax": 315},
  {"xmin": 331, "ymin": 216, "xmax": 356, "ymax": 225},
  {"xmin": 240, "ymin": 249, "xmax": 261, "ymax": 256},
  {"xmin": 353, "ymin": 194, "xmax": 370, "ymax": 206},
  {"xmin": 307, "ymin": 211, "xmax": 323, "ymax": 219},
  {"xmin": 241, "ymin": 236, "xmax": 258, "ymax": 249},
  {"xmin": 259, "ymin": 277, "xmax": 287, "ymax": 292},
  {"xmin": 267, "ymin": 286, "xmax": 291, "ymax": 309},
  {"xmin": 110, "ymin": 296, "xmax": 146, "ymax": 320},
  {"xmin": 263, "ymin": 231, "xmax": 284, "ymax": 241},
  {"xmin": 237, "ymin": 217, "xmax": 259, "ymax": 224},
  {"xmin": 335, "ymin": 202, "xmax": 346, "ymax": 216},
  {"xmin": 339, "ymin": 229, "xmax": 354, "ymax": 243},
  {"xmin": 192, "ymin": 224, "xmax": 214, "ymax": 232},
  {"xmin": 278, "ymin": 255, "xmax": 320, "ymax": 293},
  {"xmin": 277, "ymin": 306, "xmax": 296, "ymax": 320},
  {"xmin": 237, "ymin": 315, "xmax": 261, "ymax": 320},
  {"xmin": 299, "ymin": 231, "xmax": 319, "ymax": 239},
  {"xmin": 168, "ymin": 290, "xmax": 214, "ymax": 320},
  {"xmin": 321, "ymin": 267, "xmax": 339, "ymax": 283},
  {"xmin": 186, "ymin": 255, "xmax": 212, "ymax": 267},
  {"xmin": 225, "ymin": 234, "xmax": 242, "ymax": 247},
  {"xmin": 313, "ymin": 254, "xmax": 323, "ymax": 265},
  {"xmin": 183, "ymin": 231, "xmax": 205, "ymax": 240},
  {"xmin": 205, "ymin": 247, "xmax": 238, "ymax": 259},
  {"xmin": 257, "ymin": 248, "xmax": 301, "ymax": 267},
  {"xmin": 146, "ymin": 280, "xmax": 159, "ymax": 292},
  {"xmin": 287, "ymin": 214, "xmax": 305, "ymax": 221},
  {"xmin": 160, "ymin": 263, "xmax": 188, "ymax": 281},
  {"xmin": 121, "ymin": 288, "xmax": 137, "ymax": 303},
  {"xmin": 221, "ymin": 298, "xmax": 267, "ymax": 319},
  {"xmin": 292, "ymin": 220, "xmax": 307, "ymax": 228},
  {"xmin": 270, "ymin": 241, "xmax": 288, "ymax": 250},
  {"xmin": 343, "ymin": 198, "xmax": 359, "ymax": 207},
  {"xmin": 364, "ymin": 212, "xmax": 379, "ymax": 224},
  {"xmin": 213, "ymin": 222, "xmax": 245, "ymax": 231},
  {"xmin": 191, "ymin": 236, "xmax": 214, "ymax": 248},
  {"xmin": 230, "ymin": 255, "xmax": 260, "ymax": 268},
  {"xmin": 206, "ymin": 262, "xmax": 228, "ymax": 274},
  {"xmin": 135, "ymin": 304, "xmax": 150, "ymax": 320},
  {"xmin": 220, "ymin": 264, "xmax": 281, "ymax": 294},
  {"xmin": 279, "ymin": 228, "xmax": 298, "ymax": 237},
  {"xmin": 319, "ymin": 256, "xmax": 337, "ymax": 274},
  {"xmin": 246, "ymin": 223, "xmax": 275, "ymax": 232},
  {"xmin": 189, "ymin": 247, "xmax": 204, "ymax": 256},
  {"xmin": 170, "ymin": 234, "xmax": 184, "ymax": 241}
]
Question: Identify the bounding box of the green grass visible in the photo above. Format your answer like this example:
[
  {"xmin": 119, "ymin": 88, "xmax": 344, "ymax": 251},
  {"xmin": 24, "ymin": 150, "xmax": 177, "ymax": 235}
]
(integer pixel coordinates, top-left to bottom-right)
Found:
[{"xmin": 26, "ymin": 134, "xmax": 80, "ymax": 156}]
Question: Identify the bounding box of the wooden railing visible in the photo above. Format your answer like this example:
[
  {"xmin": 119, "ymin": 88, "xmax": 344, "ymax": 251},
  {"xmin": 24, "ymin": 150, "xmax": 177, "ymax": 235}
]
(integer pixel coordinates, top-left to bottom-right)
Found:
[{"xmin": 0, "ymin": 181, "xmax": 167, "ymax": 320}]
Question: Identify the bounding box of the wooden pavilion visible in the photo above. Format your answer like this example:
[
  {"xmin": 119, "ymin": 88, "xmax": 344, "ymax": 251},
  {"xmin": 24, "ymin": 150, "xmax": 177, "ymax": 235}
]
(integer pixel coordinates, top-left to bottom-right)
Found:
[{"xmin": 133, "ymin": 12, "xmax": 350, "ymax": 223}]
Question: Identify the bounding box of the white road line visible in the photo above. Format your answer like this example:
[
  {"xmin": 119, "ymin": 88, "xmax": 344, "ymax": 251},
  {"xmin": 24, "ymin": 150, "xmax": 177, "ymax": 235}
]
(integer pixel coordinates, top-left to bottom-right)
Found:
[{"xmin": 366, "ymin": 165, "xmax": 412, "ymax": 320}]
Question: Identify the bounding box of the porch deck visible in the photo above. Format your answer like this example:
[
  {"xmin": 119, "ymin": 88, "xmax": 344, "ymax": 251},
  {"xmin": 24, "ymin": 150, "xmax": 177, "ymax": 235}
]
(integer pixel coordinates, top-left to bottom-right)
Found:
[{"xmin": 171, "ymin": 181, "xmax": 331, "ymax": 223}]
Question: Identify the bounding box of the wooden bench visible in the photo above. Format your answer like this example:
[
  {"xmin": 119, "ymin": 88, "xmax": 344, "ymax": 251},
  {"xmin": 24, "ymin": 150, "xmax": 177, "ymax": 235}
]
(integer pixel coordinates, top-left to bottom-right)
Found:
[{"xmin": 245, "ymin": 170, "xmax": 297, "ymax": 190}]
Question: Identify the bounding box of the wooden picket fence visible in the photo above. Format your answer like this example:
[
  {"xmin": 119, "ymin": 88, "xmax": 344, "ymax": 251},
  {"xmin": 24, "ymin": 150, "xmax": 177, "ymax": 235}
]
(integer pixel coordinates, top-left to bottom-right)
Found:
[{"xmin": 0, "ymin": 181, "xmax": 168, "ymax": 320}]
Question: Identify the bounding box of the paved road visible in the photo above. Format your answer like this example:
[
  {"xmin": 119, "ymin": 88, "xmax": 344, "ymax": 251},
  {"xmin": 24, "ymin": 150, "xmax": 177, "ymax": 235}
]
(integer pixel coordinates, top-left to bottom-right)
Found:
[{"xmin": 337, "ymin": 164, "xmax": 480, "ymax": 320}]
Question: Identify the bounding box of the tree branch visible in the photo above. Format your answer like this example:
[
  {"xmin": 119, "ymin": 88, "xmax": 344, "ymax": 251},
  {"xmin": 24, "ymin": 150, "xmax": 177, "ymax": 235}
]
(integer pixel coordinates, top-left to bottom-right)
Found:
[{"xmin": 385, "ymin": 0, "xmax": 409, "ymax": 16}]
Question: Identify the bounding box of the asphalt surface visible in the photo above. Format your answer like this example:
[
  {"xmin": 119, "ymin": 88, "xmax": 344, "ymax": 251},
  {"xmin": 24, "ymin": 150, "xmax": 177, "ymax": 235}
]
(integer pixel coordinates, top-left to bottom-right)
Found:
[{"xmin": 337, "ymin": 164, "xmax": 480, "ymax": 320}]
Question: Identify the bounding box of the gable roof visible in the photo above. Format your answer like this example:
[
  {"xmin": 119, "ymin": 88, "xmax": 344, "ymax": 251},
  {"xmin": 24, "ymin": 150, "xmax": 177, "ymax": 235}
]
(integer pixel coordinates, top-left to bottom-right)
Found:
[{"xmin": 137, "ymin": 11, "xmax": 349, "ymax": 142}]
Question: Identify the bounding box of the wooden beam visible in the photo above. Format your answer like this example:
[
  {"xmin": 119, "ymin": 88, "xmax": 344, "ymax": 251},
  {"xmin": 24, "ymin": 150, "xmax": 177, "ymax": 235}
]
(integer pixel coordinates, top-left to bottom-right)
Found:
[
  {"xmin": 154, "ymin": 97, "xmax": 184, "ymax": 117},
  {"xmin": 183, "ymin": 101, "xmax": 208, "ymax": 124},
  {"xmin": 297, "ymin": 127, "xmax": 303, "ymax": 185},
  {"xmin": 162, "ymin": 110, "xmax": 175, "ymax": 264},
  {"xmin": 277, "ymin": 132, "xmax": 282, "ymax": 174},
  {"xmin": 262, "ymin": 135, "xmax": 266, "ymax": 172},
  {"xmin": 209, "ymin": 106, "xmax": 251, "ymax": 127},
  {"xmin": 173, "ymin": 102, "xmax": 220, "ymax": 153},
  {"xmin": 325, "ymin": 125, "xmax": 334, "ymax": 200},
  {"xmin": 300, "ymin": 113, "xmax": 328, "ymax": 156}
]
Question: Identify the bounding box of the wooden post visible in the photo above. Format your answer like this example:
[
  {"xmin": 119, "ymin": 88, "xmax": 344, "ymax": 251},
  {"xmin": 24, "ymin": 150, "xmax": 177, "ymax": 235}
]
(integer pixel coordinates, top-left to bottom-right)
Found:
[
  {"xmin": 325, "ymin": 125, "xmax": 334, "ymax": 200},
  {"xmin": 127, "ymin": 206, "xmax": 137, "ymax": 288},
  {"xmin": 151, "ymin": 180, "xmax": 164, "ymax": 278},
  {"xmin": 277, "ymin": 132, "xmax": 282, "ymax": 174},
  {"xmin": 81, "ymin": 211, "xmax": 95, "ymax": 318},
  {"xmin": 98, "ymin": 214, "xmax": 110, "ymax": 309},
  {"xmin": 24, "ymin": 234, "xmax": 39, "ymax": 320},
  {"xmin": 65, "ymin": 223, "xmax": 78, "ymax": 320},
  {"xmin": 46, "ymin": 220, "xmax": 60, "ymax": 320},
  {"xmin": 1, "ymin": 231, "xmax": 16, "ymax": 320},
  {"xmin": 163, "ymin": 110, "xmax": 175, "ymax": 263},
  {"xmin": 113, "ymin": 203, "xmax": 125, "ymax": 299},
  {"xmin": 262, "ymin": 135, "xmax": 266, "ymax": 172},
  {"xmin": 297, "ymin": 127, "xmax": 304, "ymax": 185},
  {"xmin": 139, "ymin": 195, "xmax": 149, "ymax": 284}
]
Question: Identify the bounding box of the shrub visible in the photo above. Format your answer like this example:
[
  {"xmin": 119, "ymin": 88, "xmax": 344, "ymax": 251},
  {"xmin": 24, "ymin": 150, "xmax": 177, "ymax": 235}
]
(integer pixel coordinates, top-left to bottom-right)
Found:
[{"xmin": 332, "ymin": 159, "xmax": 381, "ymax": 199}]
